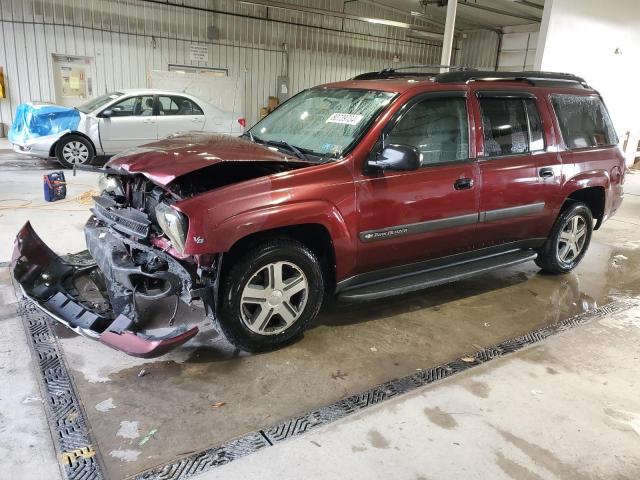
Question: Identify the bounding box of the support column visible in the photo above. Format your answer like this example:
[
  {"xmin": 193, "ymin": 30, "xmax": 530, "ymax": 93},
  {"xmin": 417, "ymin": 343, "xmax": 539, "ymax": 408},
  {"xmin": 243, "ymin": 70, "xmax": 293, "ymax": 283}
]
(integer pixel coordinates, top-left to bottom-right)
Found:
[{"xmin": 439, "ymin": 0, "xmax": 458, "ymax": 72}]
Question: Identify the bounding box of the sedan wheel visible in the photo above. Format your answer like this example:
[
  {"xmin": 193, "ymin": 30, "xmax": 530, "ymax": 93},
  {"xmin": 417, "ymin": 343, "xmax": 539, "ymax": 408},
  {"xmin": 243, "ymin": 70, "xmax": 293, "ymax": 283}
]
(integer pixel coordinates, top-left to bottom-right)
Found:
[
  {"xmin": 240, "ymin": 261, "xmax": 309, "ymax": 335},
  {"xmin": 55, "ymin": 134, "xmax": 95, "ymax": 168},
  {"xmin": 62, "ymin": 141, "xmax": 90, "ymax": 164}
]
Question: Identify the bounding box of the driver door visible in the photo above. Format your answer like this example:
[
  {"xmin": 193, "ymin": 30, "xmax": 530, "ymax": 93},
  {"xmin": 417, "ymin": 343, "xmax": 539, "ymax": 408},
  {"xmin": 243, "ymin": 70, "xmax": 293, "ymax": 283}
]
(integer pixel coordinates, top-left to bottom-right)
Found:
[
  {"xmin": 98, "ymin": 94, "xmax": 157, "ymax": 154},
  {"xmin": 355, "ymin": 92, "xmax": 480, "ymax": 273}
]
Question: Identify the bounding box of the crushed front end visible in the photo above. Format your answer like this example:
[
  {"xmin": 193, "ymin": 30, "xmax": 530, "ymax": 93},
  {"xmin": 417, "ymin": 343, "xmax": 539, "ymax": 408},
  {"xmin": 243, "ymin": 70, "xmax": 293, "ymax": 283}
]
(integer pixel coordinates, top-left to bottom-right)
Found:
[{"xmin": 11, "ymin": 173, "xmax": 220, "ymax": 358}]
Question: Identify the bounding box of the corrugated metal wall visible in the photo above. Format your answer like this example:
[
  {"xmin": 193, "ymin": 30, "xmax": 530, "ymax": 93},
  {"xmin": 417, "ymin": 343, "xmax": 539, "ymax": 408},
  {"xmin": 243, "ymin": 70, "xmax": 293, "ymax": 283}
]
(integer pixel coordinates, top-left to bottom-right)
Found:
[
  {"xmin": 0, "ymin": 0, "xmax": 453, "ymax": 133},
  {"xmin": 456, "ymin": 29, "xmax": 500, "ymax": 70}
]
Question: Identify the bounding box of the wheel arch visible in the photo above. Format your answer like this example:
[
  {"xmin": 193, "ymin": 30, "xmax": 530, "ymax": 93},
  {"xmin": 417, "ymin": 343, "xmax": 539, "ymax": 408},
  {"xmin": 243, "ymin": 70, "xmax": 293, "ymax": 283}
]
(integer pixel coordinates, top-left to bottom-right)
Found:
[
  {"xmin": 49, "ymin": 131, "xmax": 97, "ymax": 158},
  {"xmin": 562, "ymin": 186, "xmax": 606, "ymax": 230},
  {"xmin": 221, "ymin": 222, "xmax": 338, "ymax": 293}
]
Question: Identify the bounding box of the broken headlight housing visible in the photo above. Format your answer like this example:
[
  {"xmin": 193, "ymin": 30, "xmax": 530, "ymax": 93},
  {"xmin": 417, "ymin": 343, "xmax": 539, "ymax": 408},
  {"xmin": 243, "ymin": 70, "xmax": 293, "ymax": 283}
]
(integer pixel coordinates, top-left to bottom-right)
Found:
[
  {"xmin": 98, "ymin": 174, "xmax": 124, "ymax": 196},
  {"xmin": 155, "ymin": 203, "xmax": 188, "ymax": 253}
]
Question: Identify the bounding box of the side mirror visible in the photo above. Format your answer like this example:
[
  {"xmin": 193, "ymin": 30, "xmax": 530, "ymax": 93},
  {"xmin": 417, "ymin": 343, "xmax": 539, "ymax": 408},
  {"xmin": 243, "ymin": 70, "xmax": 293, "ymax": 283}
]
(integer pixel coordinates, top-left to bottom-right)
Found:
[
  {"xmin": 100, "ymin": 109, "xmax": 113, "ymax": 118},
  {"xmin": 368, "ymin": 144, "xmax": 421, "ymax": 172}
]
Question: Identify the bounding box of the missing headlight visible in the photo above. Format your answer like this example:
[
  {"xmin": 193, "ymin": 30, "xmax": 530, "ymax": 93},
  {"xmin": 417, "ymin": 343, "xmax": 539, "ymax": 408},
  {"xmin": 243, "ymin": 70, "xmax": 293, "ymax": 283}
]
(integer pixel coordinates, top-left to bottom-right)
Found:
[{"xmin": 98, "ymin": 174, "xmax": 124, "ymax": 196}]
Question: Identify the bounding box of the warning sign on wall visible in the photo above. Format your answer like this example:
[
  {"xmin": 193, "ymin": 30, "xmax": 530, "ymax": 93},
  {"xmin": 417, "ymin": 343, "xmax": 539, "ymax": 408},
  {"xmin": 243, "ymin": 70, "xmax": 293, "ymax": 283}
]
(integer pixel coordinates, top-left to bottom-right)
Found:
[{"xmin": 189, "ymin": 44, "xmax": 209, "ymax": 63}]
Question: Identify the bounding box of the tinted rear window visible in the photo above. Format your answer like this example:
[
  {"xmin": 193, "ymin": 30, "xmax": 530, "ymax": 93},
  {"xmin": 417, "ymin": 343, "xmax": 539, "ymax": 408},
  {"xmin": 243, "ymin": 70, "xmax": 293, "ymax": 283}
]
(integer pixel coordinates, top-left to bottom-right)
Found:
[{"xmin": 551, "ymin": 95, "xmax": 618, "ymax": 149}]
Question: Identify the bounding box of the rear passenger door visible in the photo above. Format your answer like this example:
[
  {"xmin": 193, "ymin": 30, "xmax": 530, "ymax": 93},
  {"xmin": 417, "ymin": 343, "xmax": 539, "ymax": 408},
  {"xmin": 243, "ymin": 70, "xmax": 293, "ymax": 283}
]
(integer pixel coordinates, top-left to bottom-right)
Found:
[
  {"xmin": 471, "ymin": 90, "xmax": 561, "ymax": 247},
  {"xmin": 156, "ymin": 95, "xmax": 206, "ymax": 139}
]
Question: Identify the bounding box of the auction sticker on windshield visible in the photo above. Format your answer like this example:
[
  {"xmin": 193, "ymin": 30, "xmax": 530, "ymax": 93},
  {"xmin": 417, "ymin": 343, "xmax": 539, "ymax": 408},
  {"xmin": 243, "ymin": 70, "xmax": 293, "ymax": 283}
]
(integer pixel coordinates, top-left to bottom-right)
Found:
[{"xmin": 326, "ymin": 113, "xmax": 364, "ymax": 125}]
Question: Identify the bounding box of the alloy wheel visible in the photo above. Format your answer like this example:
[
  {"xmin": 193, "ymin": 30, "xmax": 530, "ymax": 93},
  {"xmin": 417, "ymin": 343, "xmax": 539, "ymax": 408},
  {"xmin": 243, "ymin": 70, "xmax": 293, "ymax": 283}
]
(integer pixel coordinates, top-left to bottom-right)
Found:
[
  {"xmin": 240, "ymin": 261, "xmax": 309, "ymax": 335},
  {"xmin": 557, "ymin": 214, "xmax": 587, "ymax": 263}
]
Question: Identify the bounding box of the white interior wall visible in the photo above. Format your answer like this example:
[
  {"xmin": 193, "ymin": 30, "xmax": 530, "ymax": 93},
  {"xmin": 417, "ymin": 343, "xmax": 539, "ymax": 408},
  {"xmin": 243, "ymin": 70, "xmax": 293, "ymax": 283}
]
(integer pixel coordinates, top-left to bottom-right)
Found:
[
  {"xmin": 0, "ymin": 0, "xmax": 446, "ymax": 134},
  {"xmin": 535, "ymin": 0, "xmax": 640, "ymax": 164}
]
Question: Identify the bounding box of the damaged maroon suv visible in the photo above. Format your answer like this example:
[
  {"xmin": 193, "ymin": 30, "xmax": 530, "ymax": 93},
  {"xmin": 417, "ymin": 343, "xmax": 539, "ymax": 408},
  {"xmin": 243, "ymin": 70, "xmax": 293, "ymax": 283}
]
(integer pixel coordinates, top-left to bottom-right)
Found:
[{"xmin": 12, "ymin": 70, "xmax": 625, "ymax": 357}]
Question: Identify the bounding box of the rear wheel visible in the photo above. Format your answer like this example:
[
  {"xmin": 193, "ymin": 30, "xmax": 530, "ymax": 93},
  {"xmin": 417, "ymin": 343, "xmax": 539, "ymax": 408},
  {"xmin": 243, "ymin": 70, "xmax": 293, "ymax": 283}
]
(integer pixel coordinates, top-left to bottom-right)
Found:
[
  {"xmin": 218, "ymin": 238, "xmax": 324, "ymax": 352},
  {"xmin": 535, "ymin": 202, "xmax": 593, "ymax": 274},
  {"xmin": 55, "ymin": 134, "xmax": 95, "ymax": 168}
]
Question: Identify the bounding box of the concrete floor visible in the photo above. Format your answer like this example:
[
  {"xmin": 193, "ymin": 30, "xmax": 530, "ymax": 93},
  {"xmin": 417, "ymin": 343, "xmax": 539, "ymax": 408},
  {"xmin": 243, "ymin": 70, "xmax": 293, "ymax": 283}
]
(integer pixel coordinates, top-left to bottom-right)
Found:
[
  {"xmin": 0, "ymin": 147, "xmax": 100, "ymax": 262},
  {"xmin": 201, "ymin": 301, "xmax": 640, "ymax": 480},
  {"xmin": 1, "ymin": 142, "xmax": 640, "ymax": 479}
]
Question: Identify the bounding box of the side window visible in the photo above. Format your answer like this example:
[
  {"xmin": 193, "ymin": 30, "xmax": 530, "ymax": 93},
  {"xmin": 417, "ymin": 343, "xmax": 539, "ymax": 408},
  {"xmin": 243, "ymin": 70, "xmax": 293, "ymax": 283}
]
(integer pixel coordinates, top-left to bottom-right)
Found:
[
  {"xmin": 109, "ymin": 95, "xmax": 154, "ymax": 117},
  {"xmin": 158, "ymin": 96, "xmax": 204, "ymax": 116},
  {"xmin": 479, "ymin": 98, "xmax": 528, "ymax": 156},
  {"xmin": 479, "ymin": 97, "xmax": 545, "ymax": 157},
  {"xmin": 551, "ymin": 94, "xmax": 618, "ymax": 149},
  {"xmin": 386, "ymin": 97, "xmax": 469, "ymax": 166}
]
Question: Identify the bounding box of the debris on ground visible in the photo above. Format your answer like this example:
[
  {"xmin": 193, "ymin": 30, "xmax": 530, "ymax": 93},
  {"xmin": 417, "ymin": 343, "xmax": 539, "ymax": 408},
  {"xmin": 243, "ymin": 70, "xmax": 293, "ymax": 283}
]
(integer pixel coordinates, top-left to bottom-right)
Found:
[
  {"xmin": 95, "ymin": 398, "xmax": 116, "ymax": 412},
  {"xmin": 138, "ymin": 428, "xmax": 158, "ymax": 446},
  {"xmin": 210, "ymin": 402, "xmax": 226, "ymax": 408},
  {"xmin": 612, "ymin": 254, "xmax": 629, "ymax": 268},
  {"xmin": 461, "ymin": 356, "xmax": 476, "ymax": 363},
  {"xmin": 137, "ymin": 369, "xmax": 148, "ymax": 378},
  {"xmin": 331, "ymin": 370, "xmax": 347, "ymax": 380},
  {"xmin": 370, "ymin": 347, "xmax": 377, "ymax": 352}
]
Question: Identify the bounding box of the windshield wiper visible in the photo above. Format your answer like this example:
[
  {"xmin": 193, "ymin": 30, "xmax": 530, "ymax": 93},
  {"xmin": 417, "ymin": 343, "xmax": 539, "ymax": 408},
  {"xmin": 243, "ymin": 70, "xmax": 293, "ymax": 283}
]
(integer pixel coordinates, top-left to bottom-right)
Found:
[
  {"xmin": 240, "ymin": 131, "xmax": 255, "ymax": 142},
  {"xmin": 263, "ymin": 140, "xmax": 311, "ymax": 162},
  {"xmin": 247, "ymin": 134, "xmax": 324, "ymax": 162}
]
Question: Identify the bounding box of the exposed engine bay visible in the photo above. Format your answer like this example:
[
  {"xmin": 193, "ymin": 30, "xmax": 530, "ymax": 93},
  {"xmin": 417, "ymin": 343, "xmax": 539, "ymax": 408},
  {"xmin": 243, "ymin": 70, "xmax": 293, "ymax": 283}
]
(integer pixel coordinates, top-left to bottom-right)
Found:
[
  {"xmin": 11, "ymin": 171, "xmax": 216, "ymax": 357},
  {"xmin": 169, "ymin": 161, "xmax": 308, "ymax": 198},
  {"xmin": 11, "ymin": 174, "xmax": 218, "ymax": 358}
]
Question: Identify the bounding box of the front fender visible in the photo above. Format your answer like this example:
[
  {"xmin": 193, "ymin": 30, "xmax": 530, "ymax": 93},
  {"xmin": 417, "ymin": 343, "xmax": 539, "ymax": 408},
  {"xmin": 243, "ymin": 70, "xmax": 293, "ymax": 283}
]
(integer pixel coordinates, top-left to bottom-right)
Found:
[{"xmin": 201, "ymin": 200, "xmax": 356, "ymax": 281}]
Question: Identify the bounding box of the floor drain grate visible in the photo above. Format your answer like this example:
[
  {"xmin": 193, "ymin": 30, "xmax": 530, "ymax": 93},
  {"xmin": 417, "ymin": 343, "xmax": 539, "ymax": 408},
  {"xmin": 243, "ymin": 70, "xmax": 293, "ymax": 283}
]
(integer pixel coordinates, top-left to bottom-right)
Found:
[
  {"xmin": 16, "ymin": 284, "xmax": 634, "ymax": 480},
  {"xmin": 17, "ymin": 298, "xmax": 105, "ymax": 480}
]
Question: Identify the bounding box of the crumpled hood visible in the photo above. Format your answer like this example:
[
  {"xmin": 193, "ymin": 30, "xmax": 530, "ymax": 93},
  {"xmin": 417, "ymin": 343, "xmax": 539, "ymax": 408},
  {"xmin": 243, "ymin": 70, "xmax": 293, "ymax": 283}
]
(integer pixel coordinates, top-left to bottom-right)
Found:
[{"xmin": 106, "ymin": 132, "xmax": 310, "ymax": 186}]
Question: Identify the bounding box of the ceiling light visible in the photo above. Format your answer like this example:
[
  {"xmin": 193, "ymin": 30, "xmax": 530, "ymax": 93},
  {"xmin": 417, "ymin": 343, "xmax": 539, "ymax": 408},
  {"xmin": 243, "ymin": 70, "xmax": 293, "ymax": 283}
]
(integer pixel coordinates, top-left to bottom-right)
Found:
[{"xmin": 364, "ymin": 18, "xmax": 411, "ymax": 28}]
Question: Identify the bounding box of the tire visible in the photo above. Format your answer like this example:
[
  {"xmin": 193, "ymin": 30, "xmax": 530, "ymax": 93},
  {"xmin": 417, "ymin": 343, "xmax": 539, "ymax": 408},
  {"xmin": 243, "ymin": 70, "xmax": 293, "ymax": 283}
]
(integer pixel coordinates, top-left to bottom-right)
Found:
[
  {"xmin": 55, "ymin": 134, "xmax": 95, "ymax": 168},
  {"xmin": 535, "ymin": 202, "xmax": 593, "ymax": 274},
  {"xmin": 218, "ymin": 238, "xmax": 324, "ymax": 352}
]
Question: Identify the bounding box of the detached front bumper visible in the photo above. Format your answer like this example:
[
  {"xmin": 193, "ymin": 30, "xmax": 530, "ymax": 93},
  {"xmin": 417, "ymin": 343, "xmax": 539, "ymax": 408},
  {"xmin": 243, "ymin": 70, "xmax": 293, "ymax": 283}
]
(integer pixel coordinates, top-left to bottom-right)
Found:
[{"xmin": 11, "ymin": 221, "xmax": 199, "ymax": 358}]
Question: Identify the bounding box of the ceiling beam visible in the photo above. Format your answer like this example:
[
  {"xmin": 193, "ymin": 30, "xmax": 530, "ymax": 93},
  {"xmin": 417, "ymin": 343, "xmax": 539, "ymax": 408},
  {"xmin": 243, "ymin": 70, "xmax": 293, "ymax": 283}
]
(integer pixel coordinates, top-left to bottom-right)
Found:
[
  {"xmin": 458, "ymin": 1, "xmax": 542, "ymax": 23},
  {"xmin": 239, "ymin": 0, "xmax": 458, "ymax": 36},
  {"xmin": 511, "ymin": 0, "xmax": 545, "ymax": 10}
]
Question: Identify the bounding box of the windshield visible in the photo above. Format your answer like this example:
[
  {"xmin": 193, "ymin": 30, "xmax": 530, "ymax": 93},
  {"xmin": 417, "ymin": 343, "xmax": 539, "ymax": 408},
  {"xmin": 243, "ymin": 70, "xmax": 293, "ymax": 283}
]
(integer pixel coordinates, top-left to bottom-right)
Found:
[
  {"xmin": 249, "ymin": 88, "xmax": 396, "ymax": 158},
  {"xmin": 77, "ymin": 92, "xmax": 124, "ymax": 113}
]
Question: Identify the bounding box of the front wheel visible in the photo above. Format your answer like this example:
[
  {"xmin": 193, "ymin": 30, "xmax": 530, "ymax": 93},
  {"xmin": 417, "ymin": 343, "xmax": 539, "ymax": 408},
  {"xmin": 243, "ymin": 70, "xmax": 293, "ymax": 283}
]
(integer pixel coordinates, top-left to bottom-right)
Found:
[
  {"xmin": 535, "ymin": 202, "xmax": 593, "ymax": 274},
  {"xmin": 218, "ymin": 238, "xmax": 324, "ymax": 352},
  {"xmin": 55, "ymin": 134, "xmax": 95, "ymax": 168}
]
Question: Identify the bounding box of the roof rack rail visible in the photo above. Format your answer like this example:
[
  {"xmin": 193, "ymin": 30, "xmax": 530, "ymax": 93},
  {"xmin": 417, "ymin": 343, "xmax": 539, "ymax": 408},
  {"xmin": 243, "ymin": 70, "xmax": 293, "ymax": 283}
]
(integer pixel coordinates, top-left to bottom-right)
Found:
[
  {"xmin": 383, "ymin": 64, "xmax": 469, "ymax": 72},
  {"xmin": 434, "ymin": 70, "xmax": 590, "ymax": 88},
  {"xmin": 352, "ymin": 64, "xmax": 468, "ymax": 81}
]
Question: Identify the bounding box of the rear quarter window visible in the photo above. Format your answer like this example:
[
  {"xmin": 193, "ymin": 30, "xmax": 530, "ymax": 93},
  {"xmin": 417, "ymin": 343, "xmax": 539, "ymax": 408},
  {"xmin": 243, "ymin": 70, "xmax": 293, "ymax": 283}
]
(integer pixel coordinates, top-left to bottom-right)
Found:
[{"xmin": 551, "ymin": 94, "xmax": 618, "ymax": 149}]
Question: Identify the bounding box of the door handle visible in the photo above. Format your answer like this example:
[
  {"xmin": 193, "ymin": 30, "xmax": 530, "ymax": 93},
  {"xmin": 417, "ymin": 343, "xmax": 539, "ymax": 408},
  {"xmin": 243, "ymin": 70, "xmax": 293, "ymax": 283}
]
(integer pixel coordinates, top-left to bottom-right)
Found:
[
  {"xmin": 539, "ymin": 167, "xmax": 554, "ymax": 178},
  {"xmin": 454, "ymin": 178, "xmax": 474, "ymax": 190}
]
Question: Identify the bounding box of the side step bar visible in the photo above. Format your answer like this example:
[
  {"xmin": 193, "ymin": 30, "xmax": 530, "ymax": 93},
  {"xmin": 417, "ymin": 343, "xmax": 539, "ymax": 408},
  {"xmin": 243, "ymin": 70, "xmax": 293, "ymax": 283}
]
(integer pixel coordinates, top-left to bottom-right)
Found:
[{"xmin": 338, "ymin": 249, "xmax": 537, "ymax": 302}]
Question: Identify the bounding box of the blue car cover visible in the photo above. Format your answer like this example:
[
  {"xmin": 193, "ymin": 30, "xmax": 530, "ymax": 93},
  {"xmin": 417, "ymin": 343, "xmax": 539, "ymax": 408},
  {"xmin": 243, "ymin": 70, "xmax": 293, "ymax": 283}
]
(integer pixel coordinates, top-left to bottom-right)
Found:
[{"xmin": 8, "ymin": 103, "xmax": 80, "ymax": 144}]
